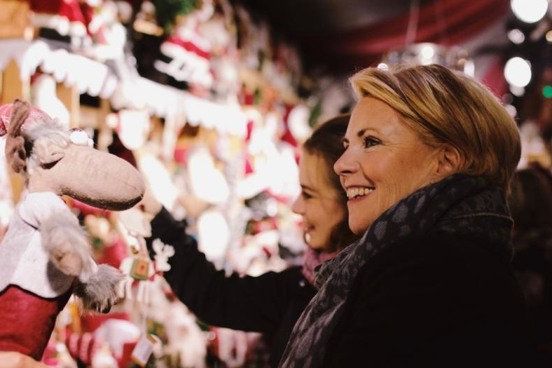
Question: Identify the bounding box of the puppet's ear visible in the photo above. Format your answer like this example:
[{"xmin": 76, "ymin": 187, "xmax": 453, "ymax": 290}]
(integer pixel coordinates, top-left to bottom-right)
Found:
[
  {"xmin": 33, "ymin": 137, "xmax": 65, "ymax": 166},
  {"xmin": 5, "ymin": 99, "xmax": 31, "ymax": 173},
  {"xmin": 5, "ymin": 135, "xmax": 27, "ymax": 173}
]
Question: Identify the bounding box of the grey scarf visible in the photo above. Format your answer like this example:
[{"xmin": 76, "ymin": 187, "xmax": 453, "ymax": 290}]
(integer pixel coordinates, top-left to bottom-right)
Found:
[{"xmin": 279, "ymin": 174, "xmax": 513, "ymax": 367}]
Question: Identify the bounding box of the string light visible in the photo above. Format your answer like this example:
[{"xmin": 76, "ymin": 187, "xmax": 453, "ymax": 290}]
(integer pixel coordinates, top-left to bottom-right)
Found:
[
  {"xmin": 504, "ymin": 56, "xmax": 532, "ymax": 88},
  {"xmin": 542, "ymin": 85, "xmax": 552, "ymax": 98},
  {"xmin": 381, "ymin": 43, "xmax": 473, "ymax": 75},
  {"xmin": 511, "ymin": 0, "xmax": 548, "ymax": 23}
]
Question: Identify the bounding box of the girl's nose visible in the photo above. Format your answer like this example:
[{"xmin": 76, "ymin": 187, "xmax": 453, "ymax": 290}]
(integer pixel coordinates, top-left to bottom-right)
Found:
[{"xmin": 291, "ymin": 196, "xmax": 304, "ymax": 215}]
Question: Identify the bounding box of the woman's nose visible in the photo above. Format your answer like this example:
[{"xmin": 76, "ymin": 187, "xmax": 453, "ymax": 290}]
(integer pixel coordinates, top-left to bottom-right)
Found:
[{"xmin": 334, "ymin": 151, "xmax": 357, "ymax": 176}]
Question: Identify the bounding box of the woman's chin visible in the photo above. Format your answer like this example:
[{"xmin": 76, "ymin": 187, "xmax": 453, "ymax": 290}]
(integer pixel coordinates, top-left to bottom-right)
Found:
[{"xmin": 350, "ymin": 222, "xmax": 369, "ymax": 235}]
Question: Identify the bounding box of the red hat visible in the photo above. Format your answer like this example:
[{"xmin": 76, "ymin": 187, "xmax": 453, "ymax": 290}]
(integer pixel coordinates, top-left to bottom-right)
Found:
[{"xmin": 0, "ymin": 99, "xmax": 53, "ymax": 137}]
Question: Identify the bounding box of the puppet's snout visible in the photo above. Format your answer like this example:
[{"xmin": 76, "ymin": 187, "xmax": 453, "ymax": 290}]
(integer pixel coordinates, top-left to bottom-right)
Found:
[{"xmin": 46, "ymin": 145, "xmax": 145, "ymax": 211}]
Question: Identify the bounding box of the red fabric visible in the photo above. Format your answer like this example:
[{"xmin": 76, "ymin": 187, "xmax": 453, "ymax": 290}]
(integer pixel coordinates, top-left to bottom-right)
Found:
[
  {"xmin": 66, "ymin": 197, "xmax": 112, "ymax": 217},
  {"xmin": 64, "ymin": 317, "xmax": 136, "ymax": 368},
  {"xmin": 246, "ymin": 217, "xmax": 278, "ymax": 236},
  {"xmin": 245, "ymin": 120, "xmax": 254, "ymax": 142},
  {"xmin": 299, "ymin": 0, "xmax": 510, "ymax": 71},
  {"xmin": 29, "ymin": 0, "xmax": 94, "ymax": 28},
  {"xmin": 165, "ymin": 36, "xmax": 211, "ymax": 60},
  {"xmin": 244, "ymin": 120, "xmax": 256, "ymax": 175},
  {"xmin": 119, "ymin": 341, "xmax": 137, "ymax": 368},
  {"xmin": 0, "ymin": 285, "xmax": 72, "ymax": 361},
  {"xmin": 28, "ymin": 0, "xmax": 62, "ymax": 14},
  {"xmin": 244, "ymin": 158, "xmax": 254, "ymax": 175},
  {"xmin": 173, "ymin": 146, "xmax": 189, "ymax": 165},
  {"xmin": 0, "ymin": 100, "xmax": 54, "ymax": 137},
  {"xmin": 97, "ymin": 237, "xmax": 128, "ymax": 269},
  {"xmin": 80, "ymin": 312, "xmax": 131, "ymax": 333},
  {"xmin": 0, "ymin": 102, "xmax": 10, "ymax": 136},
  {"xmin": 481, "ymin": 56, "xmax": 509, "ymax": 98},
  {"xmin": 281, "ymin": 104, "xmax": 298, "ymax": 147}
]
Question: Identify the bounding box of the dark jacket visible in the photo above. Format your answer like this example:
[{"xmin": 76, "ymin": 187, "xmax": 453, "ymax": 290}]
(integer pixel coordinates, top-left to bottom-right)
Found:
[
  {"xmin": 512, "ymin": 228, "xmax": 552, "ymax": 366},
  {"xmin": 322, "ymin": 233, "xmax": 536, "ymax": 368},
  {"xmin": 147, "ymin": 207, "xmax": 316, "ymax": 367},
  {"xmin": 279, "ymin": 175, "xmax": 536, "ymax": 368}
]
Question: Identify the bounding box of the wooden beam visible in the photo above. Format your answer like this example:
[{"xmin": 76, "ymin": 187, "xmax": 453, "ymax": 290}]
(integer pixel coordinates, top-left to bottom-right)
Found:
[
  {"xmin": 56, "ymin": 83, "xmax": 80, "ymax": 129},
  {"xmin": 1, "ymin": 59, "xmax": 28, "ymax": 203},
  {"xmin": 1, "ymin": 59, "xmax": 29, "ymax": 104}
]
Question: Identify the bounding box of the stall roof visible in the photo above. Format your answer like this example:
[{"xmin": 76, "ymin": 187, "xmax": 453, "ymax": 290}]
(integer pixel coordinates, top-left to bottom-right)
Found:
[{"xmin": 239, "ymin": 0, "xmax": 519, "ymax": 77}]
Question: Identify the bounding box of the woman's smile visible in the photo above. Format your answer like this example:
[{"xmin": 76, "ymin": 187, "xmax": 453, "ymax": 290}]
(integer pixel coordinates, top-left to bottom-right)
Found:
[{"xmin": 345, "ymin": 186, "xmax": 374, "ymax": 201}]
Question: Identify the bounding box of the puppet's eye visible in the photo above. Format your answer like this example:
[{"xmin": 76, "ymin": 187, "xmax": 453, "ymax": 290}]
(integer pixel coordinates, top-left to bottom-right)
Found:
[
  {"xmin": 69, "ymin": 129, "xmax": 94, "ymax": 147},
  {"xmin": 42, "ymin": 160, "xmax": 60, "ymax": 169}
]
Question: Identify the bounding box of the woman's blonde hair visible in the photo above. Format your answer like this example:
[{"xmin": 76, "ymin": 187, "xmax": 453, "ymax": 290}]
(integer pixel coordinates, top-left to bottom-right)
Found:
[{"xmin": 349, "ymin": 64, "xmax": 521, "ymax": 191}]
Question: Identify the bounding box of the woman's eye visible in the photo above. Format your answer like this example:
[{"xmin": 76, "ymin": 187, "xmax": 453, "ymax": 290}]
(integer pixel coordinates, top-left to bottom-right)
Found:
[{"xmin": 363, "ymin": 136, "xmax": 380, "ymax": 148}]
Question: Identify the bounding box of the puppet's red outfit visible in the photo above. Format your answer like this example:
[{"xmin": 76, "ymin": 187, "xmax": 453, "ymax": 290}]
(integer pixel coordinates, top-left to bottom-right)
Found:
[{"xmin": 0, "ymin": 192, "xmax": 95, "ymax": 360}]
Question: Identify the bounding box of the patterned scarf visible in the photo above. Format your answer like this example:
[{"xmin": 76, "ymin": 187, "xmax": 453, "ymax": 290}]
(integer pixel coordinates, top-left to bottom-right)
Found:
[
  {"xmin": 301, "ymin": 248, "xmax": 339, "ymax": 287},
  {"xmin": 279, "ymin": 174, "xmax": 514, "ymax": 367}
]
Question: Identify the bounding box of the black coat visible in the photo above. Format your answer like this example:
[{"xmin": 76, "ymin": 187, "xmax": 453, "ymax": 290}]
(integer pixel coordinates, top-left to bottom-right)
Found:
[
  {"xmin": 147, "ymin": 207, "xmax": 316, "ymax": 367},
  {"xmin": 321, "ymin": 233, "xmax": 537, "ymax": 368}
]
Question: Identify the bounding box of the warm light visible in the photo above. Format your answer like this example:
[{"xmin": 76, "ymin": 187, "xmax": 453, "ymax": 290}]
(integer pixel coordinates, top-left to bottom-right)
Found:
[
  {"xmin": 460, "ymin": 59, "xmax": 475, "ymax": 77},
  {"xmin": 504, "ymin": 57, "xmax": 532, "ymax": 88},
  {"xmin": 510, "ymin": 85, "xmax": 526, "ymax": 97},
  {"xmin": 505, "ymin": 104, "xmax": 518, "ymax": 119},
  {"xmin": 511, "ymin": 0, "xmax": 548, "ymax": 23},
  {"xmin": 507, "ymin": 29, "xmax": 525, "ymax": 44},
  {"xmin": 380, "ymin": 43, "xmax": 473, "ymax": 74},
  {"xmin": 546, "ymin": 30, "xmax": 552, "ymax": 42},
  {"xmin": 420, "ymin": 44, "xmax": 435, "ymax": 64}
]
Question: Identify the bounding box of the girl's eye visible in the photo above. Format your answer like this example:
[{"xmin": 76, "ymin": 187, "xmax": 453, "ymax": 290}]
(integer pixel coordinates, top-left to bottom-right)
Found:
[
  {"xmin": 302, "ymin": 191, "xmax": 313, "ymax": 200},
  {"xmin": 363, "ymin": 136, "xmax": 380, "ymax": 148}
]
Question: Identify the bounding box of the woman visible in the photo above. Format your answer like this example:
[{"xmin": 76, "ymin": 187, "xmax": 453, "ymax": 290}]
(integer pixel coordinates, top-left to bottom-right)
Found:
[
  {"xmin": 279, "ymin": 64, "xmax": 534, "ymax": 367},
  {"xmin": 142, "ymin": 114, "xmax": 358, "ymax": 367}
]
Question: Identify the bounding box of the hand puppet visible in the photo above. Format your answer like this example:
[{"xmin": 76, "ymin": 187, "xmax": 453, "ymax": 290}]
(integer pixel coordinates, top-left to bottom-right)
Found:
[{"xmin": 0, "ymin": 99, "xmax": 145, "ymax": 361}]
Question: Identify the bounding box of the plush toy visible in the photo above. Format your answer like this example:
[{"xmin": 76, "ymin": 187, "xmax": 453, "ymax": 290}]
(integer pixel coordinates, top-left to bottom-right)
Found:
[{"xmin": 0, "ymin": 99, "xmax": 145, "ymax": 361}]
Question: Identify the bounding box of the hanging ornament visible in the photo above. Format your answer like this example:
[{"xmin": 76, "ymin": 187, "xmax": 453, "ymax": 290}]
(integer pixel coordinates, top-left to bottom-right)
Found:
[{"xmin": 116, "ymin": 208, "xmax": 175, "ymax": 305}]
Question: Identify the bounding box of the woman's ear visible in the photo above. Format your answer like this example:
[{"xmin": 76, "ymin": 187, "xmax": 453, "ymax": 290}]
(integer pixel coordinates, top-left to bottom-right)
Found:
[{"xmin": 435, "ymin": 144, "xmax": 462, "ymax": 178}]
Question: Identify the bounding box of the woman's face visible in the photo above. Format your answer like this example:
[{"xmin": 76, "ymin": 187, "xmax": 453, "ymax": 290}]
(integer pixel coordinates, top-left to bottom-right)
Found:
[
  {"xmin": 334, "ymin": 96, "xmax": 441, "ymax": 235},
  {"xmin": 292, "ymin": 151, "xmax": 346, "ymax": 251}
]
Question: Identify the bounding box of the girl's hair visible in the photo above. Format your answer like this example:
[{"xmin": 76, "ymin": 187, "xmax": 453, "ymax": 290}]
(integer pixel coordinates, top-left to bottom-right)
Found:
[{"xmin": 303, "ymin": 114, "xmax": 359, "ymax": 251}]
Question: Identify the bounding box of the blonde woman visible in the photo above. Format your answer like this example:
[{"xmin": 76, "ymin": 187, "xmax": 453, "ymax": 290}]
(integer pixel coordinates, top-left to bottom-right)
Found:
[{"xmin": 280, "ymin": 64, "xmax": 535, "ymax": 367}]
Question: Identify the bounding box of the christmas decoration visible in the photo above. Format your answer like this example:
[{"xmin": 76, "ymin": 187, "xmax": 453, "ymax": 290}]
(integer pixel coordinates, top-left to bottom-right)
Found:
[{"xmin": 0, "ymin": 99, "xmax": 145, "ymax": 361}]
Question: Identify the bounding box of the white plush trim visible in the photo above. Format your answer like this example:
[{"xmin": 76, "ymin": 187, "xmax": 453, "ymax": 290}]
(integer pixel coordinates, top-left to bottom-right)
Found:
[
  {"xmin": 0, "ymin": 192, "xmax": 75, "ymax": 297},
  {"xmin": 0, "ymin": 39, "xmax": 247, "ymax": 139}
]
